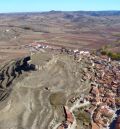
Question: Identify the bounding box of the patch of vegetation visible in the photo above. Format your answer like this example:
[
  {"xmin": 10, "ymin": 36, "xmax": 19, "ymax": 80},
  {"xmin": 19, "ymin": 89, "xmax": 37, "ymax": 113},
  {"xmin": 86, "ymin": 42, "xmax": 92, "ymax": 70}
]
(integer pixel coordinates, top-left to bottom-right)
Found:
[
  {"xmin": 22, "ymin": 26, "xmax": 31, "ymax": 30},
  {"xmin": 115, "ymin": 97, "xmax": 120, "ymax": 107},
  {"xmin": 99, "ymin": 45, "xmax": 120, "ymax": 60},
  {"xmin": 49, "ymin": 92, "xmax": 66, "ymax": 106},
  {"xmin": 112, "ymin": 33, "xmax": 120, "ymax": 37},
  {"xmin": 101, "ymin": 50, "xmax": 120, "ymax": 60},
  {"xmin": 73, "ymin": 107, "xmax": 91, "ymax": 126}
]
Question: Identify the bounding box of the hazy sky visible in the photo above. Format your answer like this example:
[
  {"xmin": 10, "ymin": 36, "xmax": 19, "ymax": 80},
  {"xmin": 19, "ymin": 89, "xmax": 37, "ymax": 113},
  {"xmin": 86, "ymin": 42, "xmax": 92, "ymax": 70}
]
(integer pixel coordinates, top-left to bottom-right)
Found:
[{"xmin": 0, "ymin": 0, "xmax": 120, "ymax": 13}]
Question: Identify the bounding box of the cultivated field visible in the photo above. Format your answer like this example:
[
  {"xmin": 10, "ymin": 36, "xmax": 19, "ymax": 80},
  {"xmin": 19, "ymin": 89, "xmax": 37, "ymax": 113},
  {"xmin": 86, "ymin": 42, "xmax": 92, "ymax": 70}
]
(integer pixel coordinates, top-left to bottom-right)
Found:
[{"xmin": 0, "ymin": 11, "xmax": 120, "ymax": 64}]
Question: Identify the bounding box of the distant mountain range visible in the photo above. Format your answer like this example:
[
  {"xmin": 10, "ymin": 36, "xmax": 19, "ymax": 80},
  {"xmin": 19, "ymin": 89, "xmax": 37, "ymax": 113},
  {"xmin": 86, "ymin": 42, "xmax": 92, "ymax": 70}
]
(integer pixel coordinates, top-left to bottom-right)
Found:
[{"xmin": 0, "ymin": 10, "xmax": 120, "ymax": 16}]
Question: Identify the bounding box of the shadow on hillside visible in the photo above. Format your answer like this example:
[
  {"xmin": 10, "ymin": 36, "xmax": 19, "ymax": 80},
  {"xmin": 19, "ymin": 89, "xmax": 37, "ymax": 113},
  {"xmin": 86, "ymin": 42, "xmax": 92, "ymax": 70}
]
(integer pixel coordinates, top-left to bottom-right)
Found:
[{"xmin": 0, "ymin": 56, "xmax": 36, "ymax": 101}]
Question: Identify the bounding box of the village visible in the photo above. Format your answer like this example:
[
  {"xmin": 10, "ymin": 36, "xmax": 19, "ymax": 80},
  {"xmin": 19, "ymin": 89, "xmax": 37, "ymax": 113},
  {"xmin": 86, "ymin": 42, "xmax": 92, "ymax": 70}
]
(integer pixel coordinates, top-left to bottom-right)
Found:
[{"xmin": 23, "ymin": 41, "xmax": 120, "ymax": 129}]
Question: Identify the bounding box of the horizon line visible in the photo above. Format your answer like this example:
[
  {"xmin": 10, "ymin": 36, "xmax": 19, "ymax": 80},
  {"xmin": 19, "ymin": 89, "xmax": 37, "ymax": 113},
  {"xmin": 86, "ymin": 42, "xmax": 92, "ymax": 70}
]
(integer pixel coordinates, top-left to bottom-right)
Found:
[{"xmin": 0, "ymin": 10, "xmax": 120, "ymax": 14}]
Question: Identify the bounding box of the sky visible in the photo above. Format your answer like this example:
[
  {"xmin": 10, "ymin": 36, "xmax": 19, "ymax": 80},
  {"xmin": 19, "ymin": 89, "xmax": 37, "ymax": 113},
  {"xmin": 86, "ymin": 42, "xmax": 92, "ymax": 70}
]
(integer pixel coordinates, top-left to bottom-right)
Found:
[{"xmin": 0, "ymin": 0, "xmax": 120, "ymax": 13}]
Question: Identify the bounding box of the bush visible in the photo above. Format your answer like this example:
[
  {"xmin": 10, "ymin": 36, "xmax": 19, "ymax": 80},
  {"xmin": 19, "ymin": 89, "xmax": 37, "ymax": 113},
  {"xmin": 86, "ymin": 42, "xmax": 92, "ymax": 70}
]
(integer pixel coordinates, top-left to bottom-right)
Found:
[
  {"xmin": 23, "ymin": 26, "xmax": 31, "ymax": 30},
  {"xmin": 109, "ymin": 53, "xmax": 120, "ymax": 60},
  {"xmin": 100, "ymin": 48, "xmax": 120, "ymax": 60},
  {"xmin": 101, "ymin": 50, "xmax": 107, "ymax": 55}
]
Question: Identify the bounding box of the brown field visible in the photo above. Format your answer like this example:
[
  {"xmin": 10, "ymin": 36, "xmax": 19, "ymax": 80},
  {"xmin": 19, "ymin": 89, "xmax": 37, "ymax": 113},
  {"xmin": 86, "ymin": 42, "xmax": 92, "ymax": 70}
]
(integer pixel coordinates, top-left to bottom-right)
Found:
[{"xmin": 0, "ymin": 11, "xmax": 120, "ymax": 63}]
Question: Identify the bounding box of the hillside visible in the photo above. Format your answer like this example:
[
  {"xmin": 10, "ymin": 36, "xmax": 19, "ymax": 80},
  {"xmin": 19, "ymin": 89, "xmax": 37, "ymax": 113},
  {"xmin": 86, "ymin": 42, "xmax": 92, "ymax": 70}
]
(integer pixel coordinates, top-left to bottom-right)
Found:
[
  {"xmin": 0, "ymin": 48, "xmax": 119, "ymax": 129},
  {"xmin": 0, "ymin": 11, "xmax": 120, "ymax": 129}
]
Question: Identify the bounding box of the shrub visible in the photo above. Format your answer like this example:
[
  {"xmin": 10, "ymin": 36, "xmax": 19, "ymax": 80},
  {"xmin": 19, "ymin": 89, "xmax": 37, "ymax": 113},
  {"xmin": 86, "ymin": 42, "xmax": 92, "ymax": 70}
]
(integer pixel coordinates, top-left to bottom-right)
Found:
[
  {"xmin": 100, "ymin": 48, "xmax": 120, "ymax": 60},
  {"xmin": 101, "ymin": 50, "xmax": 107, "ymax": 55},
  {"xmin": 23, "ymin": 26, "xmax": 31, "ymax": 30}
]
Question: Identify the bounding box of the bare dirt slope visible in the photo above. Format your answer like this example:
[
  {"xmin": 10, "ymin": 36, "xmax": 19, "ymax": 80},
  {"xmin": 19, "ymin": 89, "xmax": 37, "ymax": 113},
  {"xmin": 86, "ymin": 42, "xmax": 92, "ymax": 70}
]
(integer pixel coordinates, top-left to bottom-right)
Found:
[{"xmin": 0, "ymin": 51, "xmax": 92, "ymax": 129}]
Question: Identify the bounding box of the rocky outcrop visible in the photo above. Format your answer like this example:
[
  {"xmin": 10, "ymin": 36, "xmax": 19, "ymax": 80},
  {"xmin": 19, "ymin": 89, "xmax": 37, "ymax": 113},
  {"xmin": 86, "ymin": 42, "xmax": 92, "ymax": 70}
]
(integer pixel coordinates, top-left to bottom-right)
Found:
[{"xmin": 0, "ymin": 56, "xmax": 35, "ymax": 101}]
